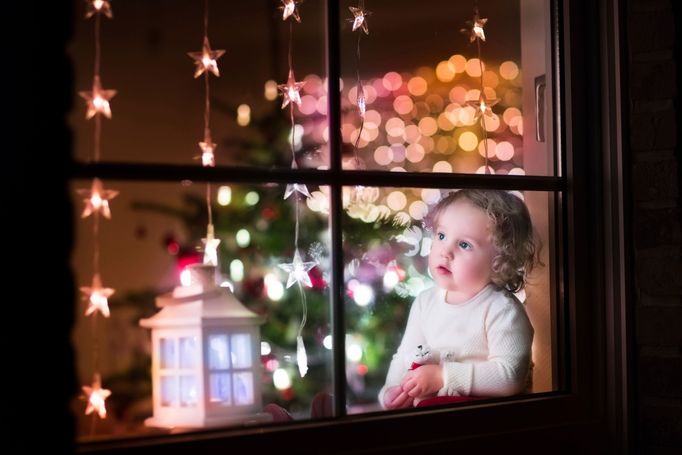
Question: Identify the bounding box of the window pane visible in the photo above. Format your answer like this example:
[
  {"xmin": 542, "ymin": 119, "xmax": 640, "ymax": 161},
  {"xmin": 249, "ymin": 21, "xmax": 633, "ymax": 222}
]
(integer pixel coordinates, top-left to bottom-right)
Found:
[
  {"xmin": 179, "ymin": 375, "xmax": 198, "ymax": 407},
  {"xmin": 339, "ymin": 0, "xmax": 555, "ymax": 175},
  {"xmin": 159, "ymin": 338, "xmax": 175, "ymax": 370},
  {"xmin": 231, "ymin": 333, "xmax": 252, "ymax": 369},
  {"xmin": 69, "ymin": 1, "xmax": 328, "ymax": 170},
  {"xmin": 209, "ymin": 335, "xmax": 230, "ymax": 370},
  {"xmin": 72, "ymin": 180, "xmax": 332, "ymax": 440},
  {"xmin": 179, "ymin": 336, "xmax": 197, "ymax": 369},
  {"xmin": 233, "ymin": 372, "xmax": 255, "ymax": 406},
  {"xmin": 160, "ymin": 375, "xmax": 178, "ymax": 407},
  {"xmin": 209, "ymin": 373, "xmax": 232, "ymax": 404},
  {"xmin": 342, "ymin": 187, "xmax": 556, "ymax": 414}
]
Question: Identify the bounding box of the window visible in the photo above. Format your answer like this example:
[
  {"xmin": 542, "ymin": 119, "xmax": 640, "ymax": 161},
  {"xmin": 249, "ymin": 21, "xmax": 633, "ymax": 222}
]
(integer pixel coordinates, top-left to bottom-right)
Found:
[{"xmin": 63, "ymin": 0, "xmax": 629, "ymax": 452}]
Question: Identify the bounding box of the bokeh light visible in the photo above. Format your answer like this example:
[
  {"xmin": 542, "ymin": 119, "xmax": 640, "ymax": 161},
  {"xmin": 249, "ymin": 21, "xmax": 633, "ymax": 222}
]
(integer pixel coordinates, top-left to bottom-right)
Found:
[
  {"xmin": 386, "ymin": 191, "xmax": 407, "ymax": 210},
  {"xmin": 393, "ymin": 95, "xmax": 414, "ymax": 115},
  {"xmin": 382, "ymin": 71, "xmax": 403, "ymax": 91},
  {"xmin": 405, "ymin": 143, "xmax": 425, "ymax": 163},
  {"xmin": 436, "ymin": 60, "xmax": 456, "ymax": 82},
  {"xmin": 409, "ymin": 200, "xmax": 428, "ymax": 220},
  {"xmin": 421, "ymin": 188, "xmax": 441, "ymax": 204},
  {"xmin": 448, "ymin": 54, "xmax": 467, "ymax": 73},
  {"xmin": 458, "ymin": 131, "xmax": 479, "ymax": 151},
  {"xmin": 495, "ymin": 141, "xmax": 515, "ymax": 161},
  {"xmin": 407, "ymin": 76, "xmax": 428, "ymax": 96},
  {"xmin": 465, "ymin": 58, "xmax": 485, "ymax": 77},
  {"xmin": 478, "ymin": 138, "xmax": 497, "ymax": 158},
  {"xmin": 418, "ymin": 117, "xmax": 438, "ymax": 136},
  {"xmin": 499, "ymin": 61, "xmax": 520, "ymax": 80}
]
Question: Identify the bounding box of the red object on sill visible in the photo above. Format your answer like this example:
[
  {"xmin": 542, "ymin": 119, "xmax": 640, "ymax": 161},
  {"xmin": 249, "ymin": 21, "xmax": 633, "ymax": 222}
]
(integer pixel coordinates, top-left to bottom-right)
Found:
[{"xmin": 409, "ymin": 361, "xmax": 486, "ymax": 407}]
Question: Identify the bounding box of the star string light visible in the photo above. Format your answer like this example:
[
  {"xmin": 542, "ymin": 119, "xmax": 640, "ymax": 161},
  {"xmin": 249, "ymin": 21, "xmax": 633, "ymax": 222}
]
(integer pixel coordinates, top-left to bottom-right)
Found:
[
  {"xmin": 82, "ymin": 374, "xmax": 112, "ymax": 419},
  {"xmin": 79, "ymin": 76, "xmax": 117, "ymax": 119},
  {"xmin": 187, "ymin": 36, "xmax": 225, "ymax": 78},
  {"xmin": 348, "ymin": 4, "xmax": 371, "ymax": 34},
  {"xmin": 78, "ymin": 0, "xmax": 118, "ymax": 427},
  {"xmin": 85, "ymin": 0, "xmax": 113, "ymax": 19},
  {"xmin": 77, "ymin": 178, "xmax": 119, "ymax": 219},
  {"xmin": 279, "ymin": 250, "xmax": 317, "ymax": 288},
  {"xmin": 278, "ymin": 69, "xmax": 306, "ymax": 109},
  {"xmin": 80, "ymin": 273, "xmax": 115, "ymax": 318},
  {"xmin": 461, "ymin": 12, "xmax": 488, "ymax": 42},
  {"xmin": 198, "ymin": 133, "xmax": 217, "ymax": 167},
  {"xmin": 280, "ymin": 0, "xmax": 301, "ymax": 22},
  {"xmin": 460, "ymin": 5, "xmax": 494, "ymax": 173},
  {"xmin": 202, "ymin": 224, "xmax": 221, "ymax": 267},
  {"xmin": 465, "ymin": 93, "xmax": 500, "ymax": 122}
]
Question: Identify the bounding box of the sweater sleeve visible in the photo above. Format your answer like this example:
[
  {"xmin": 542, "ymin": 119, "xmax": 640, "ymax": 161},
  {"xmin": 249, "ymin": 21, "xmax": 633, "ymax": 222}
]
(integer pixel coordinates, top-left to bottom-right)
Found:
[
  {"xmin": 377, "ymin": 294, "xmax": 427, "ymax": 408},
  {"xmin": 439, "ymin": 298, "xmax": 534, "ymax": 397}
]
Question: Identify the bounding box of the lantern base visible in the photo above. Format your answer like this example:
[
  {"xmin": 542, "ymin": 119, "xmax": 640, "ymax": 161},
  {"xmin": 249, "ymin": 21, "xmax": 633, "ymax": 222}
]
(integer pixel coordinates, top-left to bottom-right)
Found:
[{"xmin": 144, "ymin": 412, "xmax": 272, "ymax": 429}]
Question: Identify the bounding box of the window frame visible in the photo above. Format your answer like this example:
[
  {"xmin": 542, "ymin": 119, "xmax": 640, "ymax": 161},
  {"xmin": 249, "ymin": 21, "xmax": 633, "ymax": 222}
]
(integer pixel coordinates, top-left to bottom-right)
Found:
[{"xmin": 67, "ymin": 0, "xmax": 632, "ymax": 452}]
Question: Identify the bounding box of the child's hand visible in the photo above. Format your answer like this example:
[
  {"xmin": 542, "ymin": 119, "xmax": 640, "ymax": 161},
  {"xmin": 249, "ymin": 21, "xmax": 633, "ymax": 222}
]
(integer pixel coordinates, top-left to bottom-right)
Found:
[
  {"xmin": 383, "ymin": 385, "xmax": 414, "ymax": 409},
  {"xmin": 400, "ymin": 364, "xmax": 444, "ymax": 398}
]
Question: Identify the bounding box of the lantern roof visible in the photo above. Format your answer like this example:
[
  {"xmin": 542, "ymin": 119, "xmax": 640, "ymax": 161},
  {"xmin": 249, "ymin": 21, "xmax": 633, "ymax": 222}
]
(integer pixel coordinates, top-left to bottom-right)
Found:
[{"xmin": 140, "ymin": 264, "xmax": 264, "ymax": 329}]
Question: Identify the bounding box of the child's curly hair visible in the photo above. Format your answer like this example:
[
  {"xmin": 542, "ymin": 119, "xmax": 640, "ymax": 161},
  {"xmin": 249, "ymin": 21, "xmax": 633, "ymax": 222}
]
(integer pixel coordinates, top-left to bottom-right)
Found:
[{"xmin": 423, "ymin": 189, "xmax": 541, "ymax": 293}]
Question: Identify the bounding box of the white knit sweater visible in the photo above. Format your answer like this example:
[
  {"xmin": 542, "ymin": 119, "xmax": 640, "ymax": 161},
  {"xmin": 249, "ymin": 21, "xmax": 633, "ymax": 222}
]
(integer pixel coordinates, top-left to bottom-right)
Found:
[{"xmin": 378, "ymin": 284, "xmax": 534, "ymax": 408}]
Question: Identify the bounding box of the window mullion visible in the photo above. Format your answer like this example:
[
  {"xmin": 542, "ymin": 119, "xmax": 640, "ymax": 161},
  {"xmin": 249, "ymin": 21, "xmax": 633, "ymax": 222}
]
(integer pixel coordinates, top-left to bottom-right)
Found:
[{"xmin": 325, "ymin": 0, "xmax": 346, "ymax": 418}]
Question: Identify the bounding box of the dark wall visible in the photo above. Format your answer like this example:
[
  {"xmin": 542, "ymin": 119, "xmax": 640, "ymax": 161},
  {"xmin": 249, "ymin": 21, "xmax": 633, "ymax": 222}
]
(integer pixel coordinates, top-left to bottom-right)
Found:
[{"xmin": 628, "ymin": 0, "xmax": 682, "ymax": 451}]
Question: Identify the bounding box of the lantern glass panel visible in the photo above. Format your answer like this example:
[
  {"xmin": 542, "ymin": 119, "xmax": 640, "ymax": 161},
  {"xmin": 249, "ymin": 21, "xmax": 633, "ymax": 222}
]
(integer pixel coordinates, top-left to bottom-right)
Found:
[
  {"xmin": 208, "ymin": 335, "xmax": 230, "ymax": 370},
  {"xmin": 230, "ymin": 334, "xmax": 252, "ymax": 368},
  {"xmin": 160, "ymin": 338, "xmax": 176, "ymax": 369},
  {"xmin": 179, "ymin": 336, "xmax": 197, "ymax": 369},
  {"xmin": 179, "ymin": 375, "xmax": 198, "ymax": 407},
  {"xmin": 209, "ymin": 373, "xmax": 232, "ymax": 404},
  {"xmin": 160, "ymin": 375, "xmax": 178, "ymax": 407},
  {"xmin": 233, "ymin": 372, "xmax": 254, "ymax": 405}
]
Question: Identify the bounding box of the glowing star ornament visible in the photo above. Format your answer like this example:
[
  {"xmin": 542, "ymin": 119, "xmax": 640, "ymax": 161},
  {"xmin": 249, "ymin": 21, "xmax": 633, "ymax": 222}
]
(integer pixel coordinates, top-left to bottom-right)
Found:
[
  {"xmin": 81, "ymin": 273, "xmax": 115, "ymax": 318},
  {"xmin": 277, "ymin": 69, "xmax": 306, "ymax": 109},
  {"xmin": 77, "ymin": 178, "xmax": 119, "ymax": 219},
  {"xmin": 79, "ymin": 76, "xmax": 117, "ymax": 119},
  {"xmin": 202, "ymin": 224, "xmax": 221, "ymax": 266},
  {"xmin": 348, "ymin": 5, "xmax": 371, "ymax": 34},
  {"xmin": 284, "ymin": 183, "xmax": 312, "ymax": 200},
  {"xmin": 461, "ymin": 13, "xmax": 488, "ymax": 42},
  {"xmin": 278, "ymin": 250, "xmax": 316, "ymax": 288},
  {"xmin": 198, "ymin": 136, "xmax": 216, "ymax": 167},
  {"xmin": 85, "ymin": 0, "xmax": 113, "ymax": 19},
  {"xmin": 82, "ymin": 374, "xmax": 112, "ymax": 419},
  {"xmin": 280, "ymin": 0, "xmax": 301, "ymax": 22},
  {"xmin": 465, "ymin": 94, "xmax": 500, "ymax": 121},
  {"xmin": 187, "ymin": 37, "xmax": 225, "ymax": 78}
]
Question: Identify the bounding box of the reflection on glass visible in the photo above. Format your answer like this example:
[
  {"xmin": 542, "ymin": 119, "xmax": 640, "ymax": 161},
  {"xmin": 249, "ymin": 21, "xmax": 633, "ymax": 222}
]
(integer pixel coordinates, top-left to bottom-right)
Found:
[
  {"xmin": 209, "ymin": 373, "xmax": 232, "ymax": 404},
  {"xmin": 160, "ymin": 376, "xmax": 178, "ymax": 407},
  {"xmin": 233, "ymin": 372, "xmax": 254, "ymax": 406},
  {"xmin": 230, "ymin": 333, "xmax": 252, "ymax": 368},
  {"xmin": 209, "ymin": 335, "xmax": 230, "ymax": 370},
  {"xmin": 179, "ymin": 337, "xmax": 197, "ymax": 369},
  {"xmin": 160, "ymin": 338, "xmax": 175, "ymax": 370}
]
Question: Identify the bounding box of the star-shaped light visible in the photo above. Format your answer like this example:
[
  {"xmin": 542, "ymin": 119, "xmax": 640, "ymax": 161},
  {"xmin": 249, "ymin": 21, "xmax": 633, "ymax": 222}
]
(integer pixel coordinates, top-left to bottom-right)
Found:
[
  {"xmin": 76, "ymin": 178, "xmax": 119, "ymax": 219},
  {"xmin": 85, "ymin": 0, "xmax": 113, "ymax": 19},
  {"xmin": 187, "ymin": 36, "xmax": 225, "ymax": 78},
  {"xmin": 278, "ymin": 250, "xmax": 316, "ymax": 288},
  {"xmin": 277, "ymin": 69, "xmax": 306, "ymax": 109},
  {"xmin": 348, "ymin": 5, "xmax": 371, "ymax": 34},
  {"xmin": 80, "ymin": 273, "xmax": 115, "ymax": 318},
  {"xmin": 465, "ymin": 94, "xmax": 500, "ymax": 122},
  {"xmin": 82, "ymin": 374, "xmax": 112, "ymax": 419},
  {"xmin": 202, "ymin": 224, "xmax": 221, "ymax": 266},
  {"xmin": 284, "ymin": 183, "xmax": 312, "ymax": 200},
  {"xmin": 356, "ymin": 83, "xmax": 366, "ymax": 118},
  {"xmin": 461, "ymin": 13, "xmax": 488, "ymax": 42},
  {"xmin": 198, "ymin": 133, "xmax": 216, "ymax": 167},
  {"xmin": 280, "ymin": 0, "xmax": 301, "ymax": 22},
  {"xmin": 79, "ymin": 76, "xmax": 117, "ymax": 119}
]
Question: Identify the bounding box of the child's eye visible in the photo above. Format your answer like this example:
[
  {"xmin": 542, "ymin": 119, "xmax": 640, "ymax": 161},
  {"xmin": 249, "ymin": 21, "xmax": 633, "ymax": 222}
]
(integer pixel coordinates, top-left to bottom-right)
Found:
[
  {"xmin": 458, "ymin": 241, "xmax": 472, "ymax": 250},
  {"xmin": 437, "ymin": 232, "xmax": 446, "ymax": 241}
]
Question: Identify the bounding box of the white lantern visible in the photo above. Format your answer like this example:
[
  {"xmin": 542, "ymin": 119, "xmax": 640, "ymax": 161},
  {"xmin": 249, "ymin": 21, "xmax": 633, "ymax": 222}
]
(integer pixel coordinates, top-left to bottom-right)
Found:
[{"xmin": 140, "ymin": 264, "xmax": 270, "ymax": 428}]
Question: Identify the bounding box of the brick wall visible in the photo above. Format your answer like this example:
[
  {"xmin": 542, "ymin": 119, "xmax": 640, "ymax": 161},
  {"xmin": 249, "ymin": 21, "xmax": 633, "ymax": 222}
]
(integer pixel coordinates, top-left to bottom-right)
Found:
[{"xmin": 629, "ymin": 0, "xmax": 682, "ymax": 451}]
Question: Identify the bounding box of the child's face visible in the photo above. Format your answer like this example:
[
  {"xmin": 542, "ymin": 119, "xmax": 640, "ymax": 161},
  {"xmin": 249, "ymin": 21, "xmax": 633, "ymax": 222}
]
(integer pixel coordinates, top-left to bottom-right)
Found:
[{"xmin": 428, "ymin": 200, "xmax": 496, "ymax": 302}]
